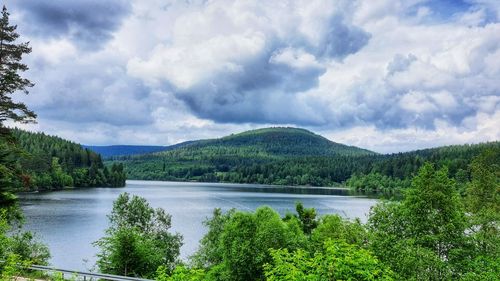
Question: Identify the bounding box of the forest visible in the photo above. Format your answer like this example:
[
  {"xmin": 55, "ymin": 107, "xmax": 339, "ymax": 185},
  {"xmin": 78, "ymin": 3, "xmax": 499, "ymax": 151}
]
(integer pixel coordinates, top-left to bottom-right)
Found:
[
  {"xmin": 9, "ymin": 129, "xmax": 127, "ymax": 191},
  {"xmin": 113, "ymin": 127, "xmax": 499, "ymax": 193}
]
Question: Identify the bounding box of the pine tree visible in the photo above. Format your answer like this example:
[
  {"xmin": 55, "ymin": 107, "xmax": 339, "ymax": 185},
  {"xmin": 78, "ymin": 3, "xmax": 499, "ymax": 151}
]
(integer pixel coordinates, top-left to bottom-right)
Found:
[{"xmin": 0, "ymin": 5, "xmax": 36, "ymax": 126}]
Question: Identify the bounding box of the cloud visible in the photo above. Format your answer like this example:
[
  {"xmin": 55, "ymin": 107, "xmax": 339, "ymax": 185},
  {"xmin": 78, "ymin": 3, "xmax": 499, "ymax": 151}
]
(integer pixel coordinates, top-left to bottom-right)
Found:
[
  {"xmin": 322, "ymin": 109, "xmax": 500, "ymax": 153},
  {"xmin": 5, "ymin": 0, "xmax": 500, "ymax": 152},
  {"xmin": 127, "ymin": 0, "xmax": 370, "ymax": 124},
  {"xmin": 8, "ymin": 0, "xmax": 131, "ymax": 49},
  {"xmin": 19, "ymin": 47, "xmax": 154, "ymax": 126},
  {"xmin": 316, "ymin": 14, "xmax": 371, "ymax": 59}
]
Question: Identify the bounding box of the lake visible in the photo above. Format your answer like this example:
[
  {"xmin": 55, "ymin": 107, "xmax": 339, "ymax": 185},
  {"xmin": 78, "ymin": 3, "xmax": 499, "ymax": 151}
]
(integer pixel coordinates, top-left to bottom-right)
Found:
[{"xmin": 19, "ymin": 180, "xmax": 378, "ymax": 271}]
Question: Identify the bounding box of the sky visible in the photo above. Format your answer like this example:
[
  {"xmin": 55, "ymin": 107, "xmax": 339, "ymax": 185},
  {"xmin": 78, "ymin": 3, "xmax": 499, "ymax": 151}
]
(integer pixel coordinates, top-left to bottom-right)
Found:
[{"xmin": 4, "ymin": 0, "xmax": 500, "ymax": 153}]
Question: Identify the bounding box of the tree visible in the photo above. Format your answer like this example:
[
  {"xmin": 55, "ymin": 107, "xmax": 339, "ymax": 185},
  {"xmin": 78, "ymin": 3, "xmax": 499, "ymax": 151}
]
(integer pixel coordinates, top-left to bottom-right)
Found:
[
  {"xmin": 311, "ymin": 214, "xmax": 367, "ymax": 248},
  {"xmin": 192, "ymin": 206, "xmax": 307, "ymax": 281},
  {"xmin": 190, "ymin": 208, "xmax": 235, "ymax": 268},
  {"xmin": 294, "ymin": 202, "xmax": 318, "ymax": 235},
  {"xmin": 402, "ymin": 163, "xmax": 466, "ymax": 260},
  {"xmin": 0, "ymin": 6, "xmax": 36, "ymax": 125},
  {"xmin": 368, "ymin": 163, "xmax": 468, "ymax": 279},
  {"xmin": 264, "ymin": 240, "xmax": 394, "ymax": 281},
  {"xmin": 0, "ymin": 5, "xmax": 35, "ymax": 208},
  {"xmin": 0, "ymin": 210, "xmax": 50, "ymax": 271},
  {"xmin": 94, "ymin": 193, "xmax": 182, "ymax": 278},
  {"xmin": 461, "ymin": 149, "xmax": 500, "ymax": 278},
  {"xmin": 0, "ymin": 132, "xmax": 20, "ymax": 206},
  {"xmin": 465, "ymin": 149, "xmax": 499, "ymax": 258}
]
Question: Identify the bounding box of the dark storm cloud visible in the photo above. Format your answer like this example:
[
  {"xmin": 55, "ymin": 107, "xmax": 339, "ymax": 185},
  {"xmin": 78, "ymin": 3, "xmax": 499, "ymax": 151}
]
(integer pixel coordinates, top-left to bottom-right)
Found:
[
  {"xmin": 316, "ymin": 15, "xmax": 371, "ymax": 60},
  {"xmin": 165, "ymin": 14, "xmax": 371, "ymax": 125},
  {"xmin": 10, "ymin": 0, "xmax": 131, "ymax": 49},
  {"xmin": 175, "ymin": 48, "xmax": 328, "ymax": 125}
]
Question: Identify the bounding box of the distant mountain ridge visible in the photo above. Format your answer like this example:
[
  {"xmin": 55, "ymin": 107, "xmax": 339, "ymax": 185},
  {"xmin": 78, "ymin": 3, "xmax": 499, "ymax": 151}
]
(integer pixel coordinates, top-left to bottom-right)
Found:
[{"xmin": 84, "ymin": 145, "xmax": 169, "ymax": 158}]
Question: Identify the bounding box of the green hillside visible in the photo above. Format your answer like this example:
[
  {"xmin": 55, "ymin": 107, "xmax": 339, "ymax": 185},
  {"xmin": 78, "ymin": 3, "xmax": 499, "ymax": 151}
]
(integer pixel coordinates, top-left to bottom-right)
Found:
[
  {"xmin": 177, "ymin": 127, "xmax": 375, "ymax": 157},
  {"xmin": 345, "ymin": 141, "xmax": 500, "ymax": 192},
  {"xmin": 10, "ymin": 128, "xmax": 126, "ymax": 190},
  {"xmin": 113, "ymin": 127, "xmax": 499, "ymax": 189},
  {"xmin": 114, "ymin": 127, "xmax": 376, "ymax": 186}
]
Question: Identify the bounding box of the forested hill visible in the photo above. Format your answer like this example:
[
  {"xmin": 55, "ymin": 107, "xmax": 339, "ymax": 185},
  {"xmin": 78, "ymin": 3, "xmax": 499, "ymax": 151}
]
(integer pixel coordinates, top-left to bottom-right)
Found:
[
  {"xmin": 111, "ymin": 127, "xmax": 375, "ymax": 185},
  {"xmin": 83, "ymin": 145, "xmax": 169, "ymax": 158},
  {"xmin": 11, "ymin": 129, "xmax": 126, "ymax": 190},
  {"xmin": 111, "ymin": 127, "xmax": 499, "ymax": 189},
  {"xmin": 178, "ymin": 127, "xmax": 375, "ymax": 157},
  {"xmin": 102, "ymin": 127, "xmax": 374, "ymax": 159}
]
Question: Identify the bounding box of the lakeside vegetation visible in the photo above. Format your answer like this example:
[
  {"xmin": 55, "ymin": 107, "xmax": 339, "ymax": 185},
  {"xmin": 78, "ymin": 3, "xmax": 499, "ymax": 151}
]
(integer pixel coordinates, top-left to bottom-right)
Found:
[
  {"xmin": 12, "ymin": 128, "xmax": 127, "ymax": 190},
  {"xmin": 2, "ymin": 149, "xmax": 499, "ymax": 280},
  {"xmin": 91, "ymin": 149, "xmax": 499, "ymax": 280}
]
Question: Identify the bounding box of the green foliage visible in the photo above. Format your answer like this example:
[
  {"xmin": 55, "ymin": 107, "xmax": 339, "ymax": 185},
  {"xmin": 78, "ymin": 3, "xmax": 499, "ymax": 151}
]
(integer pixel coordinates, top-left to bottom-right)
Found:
[
  {"xmin": 0, "ymin": 129, "xmax": 21, "ymax": 206},
  {"xmin": 368, "ymin": 163, "xmax": 469, "ymax": 279},
  {"xmin": 192, "ymin": 206, "xmax": 307, "ymax": 281},
  {"xmin": 311, "ymin": 214, "xmax": 367, "ymax": 248},
  {"xmin": 465, "ymin": 149, "xmax": 499, "ymax": 258},
  {"xmin": 264, "ymin": 240, "xmax": 394, "ymax": 281},
  {"xmin": 7, "ymin": 230, "xmax": 50, "ymax": 265},
  {"xmin": 218, "ymin": 210, "xmax": 271, "ymax": 280},
  {"xmin": 0, "ymin": 254, "xmax": 29, "ymax": 281},
  {"xmin": 346, "ymin": 172, "xmax": 410, "ymax": 193},
  {"xmin": 11, "ymin": 128, "xmax": 126, "ymax": 190},
  {"xmin": 460, "ymin": 255, "xmax": 500, "ymax": 281},
  {"xmin": 190, "ymin": 208, "xmax": 236, "ymax": 268},
  {"xmin": 103, "ymin": 154, "xmax": 500, "ymax": 280},
  {"xmin": 94, "ymin": 193, "xmax": 182, "ymax": 278},
  {"xmin": 284, "ymin": 202, "xmax": 318, "ymax": 235},
  {"xmin": 0, "ymin": 211, "xmax": 9, "ymax": 259},
  {"xmin": 156, "ymin": 265, "xmax": 207, "ymax": 281},
  {"xmin": 403, "ymin": 164, "xmax": 466, "ymax": 258},
  {"xmin": 0, "ymin": 210, "xmax": 50, "ymax": 277}
]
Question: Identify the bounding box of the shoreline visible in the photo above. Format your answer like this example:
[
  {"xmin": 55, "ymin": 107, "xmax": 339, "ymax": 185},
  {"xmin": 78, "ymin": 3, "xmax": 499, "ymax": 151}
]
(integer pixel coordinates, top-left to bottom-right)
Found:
[{"xmin": 125, "ymin": 179, "xmax": 351, "ymax": 191}]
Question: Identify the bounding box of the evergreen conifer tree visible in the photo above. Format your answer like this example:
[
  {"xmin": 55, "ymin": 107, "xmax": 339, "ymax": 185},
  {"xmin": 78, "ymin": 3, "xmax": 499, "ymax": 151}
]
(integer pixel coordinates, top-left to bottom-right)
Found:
[{"xmin": 0, "ymin": 5, "xmax": 36, "ymax": 126}]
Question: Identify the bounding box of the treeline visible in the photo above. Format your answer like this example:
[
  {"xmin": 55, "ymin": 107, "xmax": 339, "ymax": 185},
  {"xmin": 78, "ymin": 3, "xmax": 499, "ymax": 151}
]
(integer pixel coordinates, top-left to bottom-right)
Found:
[
  {"xmin": 116, "ymin": 140, "xmax": 499, "ymax": 191},
  {"xmin": 11, "ymin": 128, "xmax": 126, "ymax": 190},
  {"xmin": 345, "ymin": 142, "xmax": 499, "ymax": 192},
  {"xmin": 94, "ymin": 150, "xmax": 499, "ymax": 280}
]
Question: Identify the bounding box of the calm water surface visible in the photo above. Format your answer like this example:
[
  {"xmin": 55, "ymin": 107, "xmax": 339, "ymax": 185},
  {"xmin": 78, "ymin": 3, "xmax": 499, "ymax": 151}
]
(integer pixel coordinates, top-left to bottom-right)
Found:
[{"xmin": 19, "ymin": 180, "xmax": 377, "ymax": 271}]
